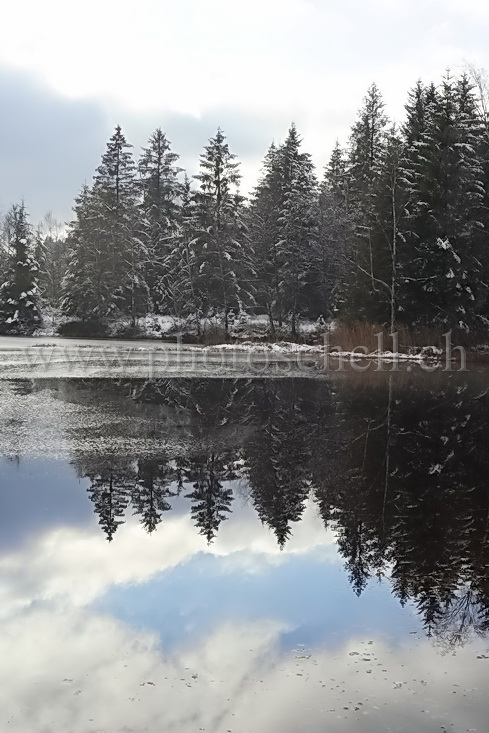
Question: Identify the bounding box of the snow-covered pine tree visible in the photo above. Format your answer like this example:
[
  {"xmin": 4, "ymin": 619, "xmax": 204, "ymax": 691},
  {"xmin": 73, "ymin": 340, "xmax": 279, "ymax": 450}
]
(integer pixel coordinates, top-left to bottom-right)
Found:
[
  {"xmin": 193, "ymin": 128, "xmax": 249, "ymax": 332},
  {"xmin": 92, "ymin": 125, "xmax": 143, "ymax": 323},
  {"xmin": 248, "ymin": 126, "xmax": 319, "ymax": 336},
  {"xmin": 274, "ymin": 123, "xmax": 319, "ymax": 336},
  {"xmin": 62, "ymin": 184, "xmax": 104, "ymax": 320},
  {"xmin": 166, "ymin": 175, "xmax": 204, "ymax": 333},
  {"xmin": 247, "ymin": 143, "xmax": 282, "ymax": 335},
  {"xmin": 399, "ymin": 73, "xmax": 488, "ymax": 332},
  {"xmin": 315, "ymin": 141, "xmax": 350, "ymax": 319},
  {"xmin": 0, "ymin": 203, "xmax": 41, "ymax": 335},
  {"xmin": 63, "ymin": 128, "xmax": 143, "ymax": 324},
  {"xmin": 337, "ymin": 83, "xmax": 390, "ymax": 322},
  {"xmin": 0, "ymin": 214, "xmax": 10, "ymax": 290},
  {"xmin": 34, "ymin": 213, "xmax": 67, "ymax": 312},
  {"xmin": 138, "ymin": 129, "xmax": 182, "ymax": 313}
]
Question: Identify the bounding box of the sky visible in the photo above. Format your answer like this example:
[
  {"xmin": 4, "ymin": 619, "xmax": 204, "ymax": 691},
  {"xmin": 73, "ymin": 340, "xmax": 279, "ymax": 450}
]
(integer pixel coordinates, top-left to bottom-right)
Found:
[{"xmin": 1, "ymin": 0, "xmax": 489, "ymax": 224}]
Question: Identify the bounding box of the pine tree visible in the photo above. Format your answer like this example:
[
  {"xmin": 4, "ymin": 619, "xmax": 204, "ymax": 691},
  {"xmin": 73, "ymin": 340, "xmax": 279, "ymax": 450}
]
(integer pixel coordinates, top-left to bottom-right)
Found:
[
  {"xmin": 275, "ymin": 124, "xmax": 319, "ymax": 336},
  {"xmin": 0, "ymin": 215, "xmax": 11, "ymax": 294},
  {"xmin": 399, "ymin": 73, "xmax": 488, "ymax": 332},
  {"xmin": 0, "ymin": 203, "xmax": 41, "ymax": 334},
  {"xmin": 34, "ymin": 213, "xmax": 68, "ymax": 312},
  {"xmin": 372, "ymin": 125, "xmax": 408, "ymax": 332},
  {"xmin": 247, "ymin": 143, "xmax": 282, "ymax": 335},
  {"xmin": 92, "ymin": 125, "xmax": 143, "ymax": 323},
  {"xmin": 315, "ymin": 142, "xmax": 350, "ymax": 319},
  {"xmin": 62, "ymin": 185, "xmax": 104, "ymax": 320},
  {"xmin": 166, "ymin": 175, "xmax": 204, "ymax": 332},
  {"xmin": 193, "ymin": 128, "xmax": 249, "ymax": 332},
  {"xmin": 337, "ymin": 83, "xmax": 390, "ymax": 322},
  {"xmin": 138, "ymin": 129, "xmax": 182, "ymax": 312},
  {"xmin": 248, "ymin": 126, "xmax": 319, "ymax": 336}
]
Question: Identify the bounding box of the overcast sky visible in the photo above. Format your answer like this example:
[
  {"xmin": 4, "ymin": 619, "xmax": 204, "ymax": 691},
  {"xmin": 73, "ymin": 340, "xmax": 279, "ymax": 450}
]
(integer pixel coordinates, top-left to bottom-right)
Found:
[{"xmin": 1, "ymin": 0, "xmax": 489, "ymax": 224}]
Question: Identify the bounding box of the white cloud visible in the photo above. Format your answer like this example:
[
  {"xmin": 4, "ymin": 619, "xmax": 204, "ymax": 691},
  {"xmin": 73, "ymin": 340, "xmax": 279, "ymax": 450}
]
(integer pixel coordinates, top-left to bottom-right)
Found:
[
  {"xmin": 2, "ymin": 0, "xmax": 489, "ymax": 219},
  {"xmin": 2, "ymin": 0, "xmax": 488, "ymax": 130},
  {"xmin": 0, "ymin": 498, "xmax": 336, "ymax": 615},
  {"xmin": 0, "ymin": 603, "xmax": 486, "ymax": 733}
]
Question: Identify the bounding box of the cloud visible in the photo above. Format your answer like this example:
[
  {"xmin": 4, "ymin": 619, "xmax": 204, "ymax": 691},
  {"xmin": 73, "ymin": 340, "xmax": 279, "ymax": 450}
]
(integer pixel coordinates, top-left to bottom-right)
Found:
[
  {"xmin": 0, "ymin": 603, "xmax": 486, "ymax": 733},
  {"xmin": 0, "ymin": 498, "xmax": 336, "ymax": 615},
  {"xmin": 1, "ymin": 0, "xmax": 489, "ymax": 220},
  {"xmin": 0, "ymin": 69, "xmax": 109, "ymax": 222}
]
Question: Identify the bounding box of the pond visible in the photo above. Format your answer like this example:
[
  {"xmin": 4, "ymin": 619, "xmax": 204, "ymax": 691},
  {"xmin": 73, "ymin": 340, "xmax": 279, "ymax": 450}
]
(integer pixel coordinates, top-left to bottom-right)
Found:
[{"xmin": 0, "ymin": 368, "xmax": 488, "ymax": 732}]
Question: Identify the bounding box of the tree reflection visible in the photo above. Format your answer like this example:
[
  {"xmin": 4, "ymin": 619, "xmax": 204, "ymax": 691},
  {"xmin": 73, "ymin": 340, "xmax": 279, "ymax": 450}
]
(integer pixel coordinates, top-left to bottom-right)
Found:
[
  {"xmin": 132, "ymin": 458, "xmax": 175, "ymax": 533},
  {"xmin": 184, "ymin": 452, "xmax": 236, "ymax": 543},
  {"xmin": 54, "ymin": 373, "xmax": 488, "ymax": 643}
]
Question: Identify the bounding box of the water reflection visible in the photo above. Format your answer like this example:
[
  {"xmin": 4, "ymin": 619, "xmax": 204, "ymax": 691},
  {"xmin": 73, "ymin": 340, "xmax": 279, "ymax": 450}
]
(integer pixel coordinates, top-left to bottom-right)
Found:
[{"xmin": 1, "ymin": 373, "xmax": 487, "ymax": 649}]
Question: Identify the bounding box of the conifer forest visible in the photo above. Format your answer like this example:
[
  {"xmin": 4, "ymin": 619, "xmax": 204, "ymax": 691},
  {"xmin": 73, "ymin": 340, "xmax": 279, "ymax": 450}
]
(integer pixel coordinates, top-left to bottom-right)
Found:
[{"xmin": 2, "ymin": 71, "xmax": 489, "ymax": 340}]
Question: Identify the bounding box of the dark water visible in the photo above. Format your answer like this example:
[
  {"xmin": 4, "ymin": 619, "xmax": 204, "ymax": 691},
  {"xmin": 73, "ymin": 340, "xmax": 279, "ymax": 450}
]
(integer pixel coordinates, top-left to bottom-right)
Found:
[{"xmin": 0, "ymin": 371, "xmax": 488, "ymax": 732}]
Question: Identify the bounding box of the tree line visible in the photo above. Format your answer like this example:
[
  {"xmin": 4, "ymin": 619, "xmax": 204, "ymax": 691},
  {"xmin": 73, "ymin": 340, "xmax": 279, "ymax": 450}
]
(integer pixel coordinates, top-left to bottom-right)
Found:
[{"xmin": 2, "ymin": 69, "xmax": 489, "ymax": 337}]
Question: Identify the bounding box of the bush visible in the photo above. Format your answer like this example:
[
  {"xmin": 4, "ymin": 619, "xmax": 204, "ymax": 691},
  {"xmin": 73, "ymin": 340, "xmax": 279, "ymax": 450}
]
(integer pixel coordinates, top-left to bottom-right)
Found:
[
  {"xmin": 202, "ymin": 325, "xmax": 229, "ymax": 345},
  {"xmin": 111, "ymin": 322, "xmax": 146, "ymax": 339},
  {"xmin": 57, "ymin": 319, "xmax": 110, "ymax": 339}
]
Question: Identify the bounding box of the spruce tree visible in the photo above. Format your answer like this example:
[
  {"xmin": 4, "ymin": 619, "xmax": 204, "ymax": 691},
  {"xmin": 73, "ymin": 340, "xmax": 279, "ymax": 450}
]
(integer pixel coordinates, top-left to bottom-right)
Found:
[
  {"xmin": 0, "ymin": 203, "xmax": 41, "ymax": 335},
  {"xmin": 247, "ymin": 143, "xmax": 282, "ymax": 335},
  {"xmin": 62, "ymin": 185, "xmax": 104, "ymax": 320},
  {"xmin": 337, "ymin": 83, "xmax": 390, "ymax": 322},
  {"xmin": 275, "ymin": 124, "xmax": 319, "ymax": 336},
  {"xmin": 248, "ymin": 126, "xmax": 319, "ymax": 336},
  {"xmin": 399, "ymin": 73, "xmax": 487, "ymax": 332},
  {"xmin": 138, "ymin": 129, "xmax": 182, "ymax": 312},
  {"xmin": 315, "ymin": 142, "xmax": 350, "ymax": 319},
  {"xmin": 34, "ymin": 214, "xmax": 68, "ymax": 312},
  {"xmin": 193, "ymin": 128, "xmax": 249, "ymax": 332},
  {"xmin": 62, "ymin": 126, "xmax": 143, "ymax": 324},
  {"xmin": 167, "ymin": 175, "xmax": 203, "ymax": 332}
]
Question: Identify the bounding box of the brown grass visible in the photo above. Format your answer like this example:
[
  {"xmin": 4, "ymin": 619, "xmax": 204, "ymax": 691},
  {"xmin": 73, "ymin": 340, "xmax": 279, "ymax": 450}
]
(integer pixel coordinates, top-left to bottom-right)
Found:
[{"xmin": 327, "ymin": 320, "xmax": 489, "ymax": 354}]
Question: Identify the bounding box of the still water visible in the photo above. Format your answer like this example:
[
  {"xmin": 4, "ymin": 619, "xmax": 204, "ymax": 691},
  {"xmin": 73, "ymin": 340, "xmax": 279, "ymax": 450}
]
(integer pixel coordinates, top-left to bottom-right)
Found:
[{"xmin": 0, "ymin": 371, "xmax": 488, "ymax": 732}]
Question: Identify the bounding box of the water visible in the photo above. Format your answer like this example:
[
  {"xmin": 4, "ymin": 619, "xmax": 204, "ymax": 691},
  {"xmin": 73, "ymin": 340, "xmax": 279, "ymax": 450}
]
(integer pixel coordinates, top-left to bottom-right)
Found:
[{"xmin": 0, "ymin": 370, "xmax": 488, "ymax": 732}]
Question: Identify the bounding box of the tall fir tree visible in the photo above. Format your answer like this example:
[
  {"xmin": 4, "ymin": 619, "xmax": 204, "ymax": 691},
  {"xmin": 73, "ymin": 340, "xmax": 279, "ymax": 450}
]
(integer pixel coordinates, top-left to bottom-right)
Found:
[
  {"xmin": 93, "ymin": 125, "xmax": 143, "ymax": 323},
  {"xmin": 336, "ymin": 83, "xmax": 391, "ymax": 322},
  {"xmin": 34, "ymin": 213, "xmax": 68, "ymax": 312},
  {"xmin": 193, "ymin": 128, "xmax": 249, "ymax": 332},
  {"xmin": 398, "ymin": 73, "xmax": 488, "ymax": 331},
  {"xmin": 0, "ymin": 203, "xmax": 41, "ymax": 334},
  {"xmin": 275, "ymin": 124, "xmax": 319, "ymax": 336},
  {"xmin": 62, "ymin": 184, "xmax": 104, "ymax": 320},
  {"xmin": 247, "ymin": 143, "xmax": 283, "ymax": 335},
  {"xmin": 138, "ymin": 129, "xmax": 182, "ymax": 312},
  {"xmin": 316, "ymin": 141, "xmax": 350, "ymax": 319},
  {"xmin": 166, "ymin": 174, "xmax": 204, "ymax": 331},
  {"xmin": 248, "ymin": 125, "xmax": 319, "ymax": 335}
]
